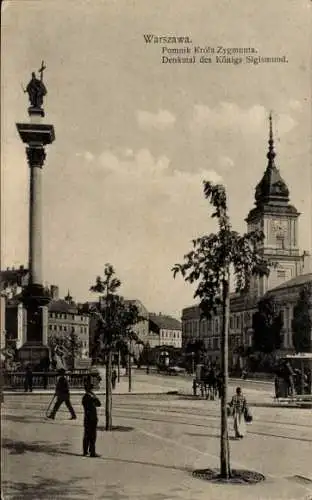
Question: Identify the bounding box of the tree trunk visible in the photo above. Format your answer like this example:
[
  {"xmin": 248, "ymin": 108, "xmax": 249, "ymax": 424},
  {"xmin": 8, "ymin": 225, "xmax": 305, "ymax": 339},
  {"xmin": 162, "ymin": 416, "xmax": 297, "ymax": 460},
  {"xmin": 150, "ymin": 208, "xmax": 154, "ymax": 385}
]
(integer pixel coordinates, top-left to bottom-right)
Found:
[
  {"xmin": 220, "ymin": 276, "xmax": 231, "ymax": 479},
  {"xmin": 128, "ymin": 344, "xmax": 132, "ymax": 393},
  {"xmin": 117, "ymin": 350, "xmax": 120, "ymax": 383},
  {"xmin": 105, "ymin": 349, "xmax": 113, "ymax": 431}
]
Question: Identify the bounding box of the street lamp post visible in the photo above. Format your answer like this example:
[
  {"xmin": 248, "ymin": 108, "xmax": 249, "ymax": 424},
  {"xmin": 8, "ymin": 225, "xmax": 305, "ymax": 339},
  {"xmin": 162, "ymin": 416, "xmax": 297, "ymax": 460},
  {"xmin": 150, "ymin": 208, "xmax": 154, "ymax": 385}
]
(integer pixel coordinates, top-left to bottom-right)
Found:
[
  {"xmin": 128, "ymin": 338, "xmax": 132, "ymax": 393},
  {"xmin": 117, "ymin": 349, "xmax": 121, "ymax": 383}
]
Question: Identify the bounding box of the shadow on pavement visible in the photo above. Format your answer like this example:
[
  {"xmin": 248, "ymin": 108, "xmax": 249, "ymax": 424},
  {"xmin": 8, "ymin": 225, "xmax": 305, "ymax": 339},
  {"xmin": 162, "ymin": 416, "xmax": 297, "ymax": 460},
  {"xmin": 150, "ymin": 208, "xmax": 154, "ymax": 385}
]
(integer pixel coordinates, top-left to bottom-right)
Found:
[
  {"xmin": 2, "ymin": 438, "xmax": 72, "ymax": 456},
  {"xmin": 2, "ymin": 476, "xmax": 89, "ymax": 499},
  {"xmin": 185, "ymin": 432, "xmax": 238, "ymax": 441},
  {"xmin": 2, "ymin": 438, "xmax": 193, "ymax": 474},
  {"xmin": 97, "ymin": 425, "xmax": 134, "ymax": 432},
  {"xmin": 3, "ymin": 414, "xmax": 44, "ymax": 424},
  {"xmin": 98, "ymin": 456, "xmax": 192, "ymax": 473}
]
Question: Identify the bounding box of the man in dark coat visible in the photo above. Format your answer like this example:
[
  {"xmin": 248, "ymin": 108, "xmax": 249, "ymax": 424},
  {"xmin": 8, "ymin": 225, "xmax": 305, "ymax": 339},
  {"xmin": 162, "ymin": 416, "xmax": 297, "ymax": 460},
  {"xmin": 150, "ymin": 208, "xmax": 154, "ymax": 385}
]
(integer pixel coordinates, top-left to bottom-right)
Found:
[
  {"xmin": 24, "ymin": 365, "xmax": 33, "ymax": 392},
  {"xmin": 47, "ymin": 368, "xmax": 76, "ymax": 420},
  {"xmin": 82, "ymin": 379, "xmax": 101, "ymax": 457}
]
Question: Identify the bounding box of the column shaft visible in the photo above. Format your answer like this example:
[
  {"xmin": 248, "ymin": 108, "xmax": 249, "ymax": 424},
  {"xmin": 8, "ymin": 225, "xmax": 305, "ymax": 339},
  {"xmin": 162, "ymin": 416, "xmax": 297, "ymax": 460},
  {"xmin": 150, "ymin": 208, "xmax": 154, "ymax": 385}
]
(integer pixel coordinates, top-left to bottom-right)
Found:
[{"xmin": 29, "ymin": 165, "xmax": 43, "ymax": 285}]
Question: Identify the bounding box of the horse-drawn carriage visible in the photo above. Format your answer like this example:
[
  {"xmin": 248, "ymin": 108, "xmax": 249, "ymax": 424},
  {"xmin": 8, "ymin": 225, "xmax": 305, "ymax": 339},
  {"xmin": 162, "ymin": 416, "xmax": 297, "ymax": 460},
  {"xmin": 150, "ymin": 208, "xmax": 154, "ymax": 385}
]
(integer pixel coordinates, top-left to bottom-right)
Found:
[{"xmin": 192, "ymin": 363, "xmax": 221, "ymax": 400}]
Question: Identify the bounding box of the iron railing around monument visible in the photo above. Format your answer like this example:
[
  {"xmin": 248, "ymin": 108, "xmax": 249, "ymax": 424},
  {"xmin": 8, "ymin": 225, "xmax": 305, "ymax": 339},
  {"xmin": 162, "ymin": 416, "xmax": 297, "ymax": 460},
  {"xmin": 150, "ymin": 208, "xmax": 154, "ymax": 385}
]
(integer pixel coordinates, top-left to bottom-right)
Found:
[{"xmin": 2, "ymin": 370, "xmax": 101, "ymax": 390}]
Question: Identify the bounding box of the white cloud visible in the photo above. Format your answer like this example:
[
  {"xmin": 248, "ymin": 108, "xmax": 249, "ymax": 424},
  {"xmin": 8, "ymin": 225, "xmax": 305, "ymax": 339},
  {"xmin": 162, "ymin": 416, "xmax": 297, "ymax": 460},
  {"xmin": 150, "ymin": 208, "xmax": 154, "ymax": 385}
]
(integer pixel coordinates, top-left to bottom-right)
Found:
[
  {"xmin": 190, "ymin": 103, "xmax": 297, "ymax": 137},
  {"xmin": 288, "ymin": 99, "xmax": 302, "ymax": 111},
  {"xmin": 137, "ymin": 109, "xmax": 176, "ymax": 130},
  {"xmin": 75, "ymin": 151, "xmax": 95, "ymax": 161},
  {"xmin": 124, "ymin": 148, "xmax": 134, "ymax": 157},
  {"xmin": 84, "ymin": 151, "xmax": 94, "ymax": 162},
  {"xmin": 219, "ymin": 155, "xmax": 235, "ymax": 170},
  {"xmin": 44, "ymin": 147, "xmax": 222, "ymax": 314}
]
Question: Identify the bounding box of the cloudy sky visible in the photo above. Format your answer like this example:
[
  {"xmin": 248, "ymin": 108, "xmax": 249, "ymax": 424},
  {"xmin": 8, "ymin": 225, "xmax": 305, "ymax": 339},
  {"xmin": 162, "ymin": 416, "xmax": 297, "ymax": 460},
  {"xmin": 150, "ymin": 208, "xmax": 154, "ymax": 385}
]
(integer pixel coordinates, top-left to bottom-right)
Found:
[{"xmin": 1, "ymin": 0, "xmax": 311, "ymax": 318}]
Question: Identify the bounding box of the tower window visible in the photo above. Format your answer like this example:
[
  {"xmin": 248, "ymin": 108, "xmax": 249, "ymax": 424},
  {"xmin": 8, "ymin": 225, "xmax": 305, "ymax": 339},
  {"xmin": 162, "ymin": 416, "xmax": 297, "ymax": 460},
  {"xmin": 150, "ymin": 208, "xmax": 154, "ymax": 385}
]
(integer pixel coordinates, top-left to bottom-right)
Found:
[{"xmin": 276, "ymin": 236, "xmax": 285, "ymax": 249}]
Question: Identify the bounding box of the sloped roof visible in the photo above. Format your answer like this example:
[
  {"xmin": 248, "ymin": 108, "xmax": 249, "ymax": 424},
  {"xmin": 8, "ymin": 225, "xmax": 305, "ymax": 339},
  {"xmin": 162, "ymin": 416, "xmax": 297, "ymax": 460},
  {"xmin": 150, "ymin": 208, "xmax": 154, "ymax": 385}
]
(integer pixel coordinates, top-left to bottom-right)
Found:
[
  {"xmin": 254, "ymin": 114, "xmax": 290, "ymax": 208},
  {"xmin": 268, "ymin": 273, "xmax": 312, "ymax": 293},
  {"xmin": 125, "ymin": 299, "xmax": 149, "ymax": 318},
  {"xmin": 149, "ymin": 314, "xmax": 182, "ymax": 331},
  {"xmin": 48, "ymin": 299, "xmax": 78, "ymax": 314}
]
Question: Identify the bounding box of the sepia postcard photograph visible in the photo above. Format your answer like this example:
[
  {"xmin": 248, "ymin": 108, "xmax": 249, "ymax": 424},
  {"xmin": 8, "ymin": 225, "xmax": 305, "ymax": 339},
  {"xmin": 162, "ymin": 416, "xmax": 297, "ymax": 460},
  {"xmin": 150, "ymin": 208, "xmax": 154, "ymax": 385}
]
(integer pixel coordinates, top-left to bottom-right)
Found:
[{"xmin": 1, "ymin": 0, "xmax": 312, "ymax": 499}]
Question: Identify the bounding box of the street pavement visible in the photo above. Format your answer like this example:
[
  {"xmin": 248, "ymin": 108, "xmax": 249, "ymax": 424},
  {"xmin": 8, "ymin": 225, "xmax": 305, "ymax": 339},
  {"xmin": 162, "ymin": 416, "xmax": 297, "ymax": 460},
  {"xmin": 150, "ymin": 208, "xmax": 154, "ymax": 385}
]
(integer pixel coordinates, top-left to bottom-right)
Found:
[{"xmin": 1, "ymin": 373, "xmax": 312, "ymax": 500}]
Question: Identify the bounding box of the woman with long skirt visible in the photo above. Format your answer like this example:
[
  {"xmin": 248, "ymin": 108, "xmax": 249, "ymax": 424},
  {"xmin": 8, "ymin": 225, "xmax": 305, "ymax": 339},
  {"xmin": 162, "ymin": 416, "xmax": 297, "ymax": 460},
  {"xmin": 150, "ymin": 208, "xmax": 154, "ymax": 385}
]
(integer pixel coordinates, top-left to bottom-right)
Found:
[{"xmin": 229, "ymin": 386, "xmax": 247, "ymax": 439}]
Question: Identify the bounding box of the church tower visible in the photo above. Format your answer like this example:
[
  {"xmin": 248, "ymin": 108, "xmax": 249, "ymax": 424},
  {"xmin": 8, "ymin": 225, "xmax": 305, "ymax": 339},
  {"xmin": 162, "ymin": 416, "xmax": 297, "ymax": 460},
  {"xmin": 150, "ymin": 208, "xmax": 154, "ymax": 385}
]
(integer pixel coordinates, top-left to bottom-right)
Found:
[{"xmin": 245, "ymin": 113, "xmax": 304, "ymax": 297}]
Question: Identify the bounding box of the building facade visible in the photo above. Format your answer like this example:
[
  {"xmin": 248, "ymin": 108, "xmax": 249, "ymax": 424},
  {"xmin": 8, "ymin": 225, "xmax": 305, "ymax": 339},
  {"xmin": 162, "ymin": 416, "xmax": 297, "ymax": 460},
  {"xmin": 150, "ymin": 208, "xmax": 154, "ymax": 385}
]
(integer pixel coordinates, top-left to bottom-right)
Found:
[
  {"xmin": 1, "ymin": 285, "xmax": 90, "ymax": 362},
  {"xmin": 48, "ymin": 290, "xmax": 90, "ymax": 359},
  {"xmin": 182, "ymin": 116, "xmax": 311, "ymax": 366},
  {"xmin": 149, "ymin": 313, "xmax": 182, "ymax": 348}
]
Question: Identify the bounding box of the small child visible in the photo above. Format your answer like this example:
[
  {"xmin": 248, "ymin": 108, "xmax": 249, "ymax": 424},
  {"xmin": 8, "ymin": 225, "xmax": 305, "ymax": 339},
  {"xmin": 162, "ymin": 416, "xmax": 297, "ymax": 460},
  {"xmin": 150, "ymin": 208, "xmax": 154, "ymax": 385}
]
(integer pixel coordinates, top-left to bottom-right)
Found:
[{"xmin": 82, "ymin": 379, "xmax": 101, "ymax": 457}]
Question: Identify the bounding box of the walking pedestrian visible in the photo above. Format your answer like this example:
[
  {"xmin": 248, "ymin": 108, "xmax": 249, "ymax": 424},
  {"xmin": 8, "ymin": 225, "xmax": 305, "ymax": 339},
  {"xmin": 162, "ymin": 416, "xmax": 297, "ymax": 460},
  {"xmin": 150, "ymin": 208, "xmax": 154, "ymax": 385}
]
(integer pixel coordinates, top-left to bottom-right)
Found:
[
  {"xmin": 229, "ymin": 386, "xmax": 247, "ymax": 439},
  {"xmin": 82, "ymin": 379, "xmax": 101, "ymax": 457},
  {"xmin": 216, "ymin": 370, "xmax": 223, "ymax": 399},
  {"xmin": 284, "ymin": 360, "xmax": 295, "ymax": 396},
  {"xmin": 112, "ymin": 368, "xmax": 117, "ymax": 390},
  {"xmin": 24, "ymin": 364, "xmax": 33, "ymax": 392},
  {"xmin": 47, "ymin": 368, "xmax": 76, "ymax": 420}
]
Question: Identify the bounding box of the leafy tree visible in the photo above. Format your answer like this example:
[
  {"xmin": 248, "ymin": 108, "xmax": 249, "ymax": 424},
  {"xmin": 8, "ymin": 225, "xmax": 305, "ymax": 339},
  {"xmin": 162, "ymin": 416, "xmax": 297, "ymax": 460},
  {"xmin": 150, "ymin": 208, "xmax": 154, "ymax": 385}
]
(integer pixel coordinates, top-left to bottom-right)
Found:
[
  {"xmin": 90, "ymin": 264, "xmax": 141, "ymax": 430},
  {"xmin": 252, "ymin": 296, "xmax": 283, "ymax": 353},
  {"xmin": 172, "ymin": 181, "xmax": 269, "ymax": 479},
  {"xmin": 292, "ymin": 283, "xmax": 312, "ymax": 353}
]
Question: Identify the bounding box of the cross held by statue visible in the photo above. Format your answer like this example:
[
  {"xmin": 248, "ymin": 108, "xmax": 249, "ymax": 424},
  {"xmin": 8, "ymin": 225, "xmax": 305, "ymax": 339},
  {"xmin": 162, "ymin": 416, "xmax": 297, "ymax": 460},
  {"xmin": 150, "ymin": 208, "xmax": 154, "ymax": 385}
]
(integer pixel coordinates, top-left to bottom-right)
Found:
[{"xmin": 38, "ymin": 61, "xmax": 46, "ymax": 81}]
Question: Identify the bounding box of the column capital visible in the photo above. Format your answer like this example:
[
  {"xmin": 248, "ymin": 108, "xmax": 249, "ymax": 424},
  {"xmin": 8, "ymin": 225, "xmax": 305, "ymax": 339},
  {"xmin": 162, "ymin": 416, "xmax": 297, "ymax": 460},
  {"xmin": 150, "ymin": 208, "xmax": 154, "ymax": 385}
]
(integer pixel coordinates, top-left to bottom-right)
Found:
[{"xmin": 26, "ymin": 145, "xmax": 46, "ymax": 168}]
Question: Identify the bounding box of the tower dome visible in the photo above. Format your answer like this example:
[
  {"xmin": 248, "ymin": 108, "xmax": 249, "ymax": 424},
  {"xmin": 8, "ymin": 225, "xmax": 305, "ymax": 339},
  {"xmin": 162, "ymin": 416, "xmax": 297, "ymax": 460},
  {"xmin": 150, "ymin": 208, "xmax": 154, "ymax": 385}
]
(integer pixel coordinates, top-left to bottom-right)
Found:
[{"xmin": 254, "ymin": 113, "xmax": 289, "ymax": 206}]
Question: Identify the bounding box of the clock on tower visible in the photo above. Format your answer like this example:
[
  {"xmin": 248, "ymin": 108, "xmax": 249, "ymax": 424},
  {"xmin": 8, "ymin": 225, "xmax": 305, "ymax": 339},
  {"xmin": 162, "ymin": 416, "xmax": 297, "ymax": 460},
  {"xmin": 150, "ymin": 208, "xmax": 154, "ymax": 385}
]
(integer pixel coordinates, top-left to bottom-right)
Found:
[{"xmin": 271, "ymin": 219, "xmax": 288, "ymax": 238}]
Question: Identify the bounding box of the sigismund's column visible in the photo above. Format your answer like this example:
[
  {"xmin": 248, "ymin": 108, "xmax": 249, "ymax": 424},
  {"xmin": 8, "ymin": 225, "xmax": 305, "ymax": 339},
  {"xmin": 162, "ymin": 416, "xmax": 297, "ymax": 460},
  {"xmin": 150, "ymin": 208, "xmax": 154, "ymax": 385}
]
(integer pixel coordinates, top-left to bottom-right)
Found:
[{"xmin": 16, "ymin": 63, "xmax": 55, "ymax": 363}]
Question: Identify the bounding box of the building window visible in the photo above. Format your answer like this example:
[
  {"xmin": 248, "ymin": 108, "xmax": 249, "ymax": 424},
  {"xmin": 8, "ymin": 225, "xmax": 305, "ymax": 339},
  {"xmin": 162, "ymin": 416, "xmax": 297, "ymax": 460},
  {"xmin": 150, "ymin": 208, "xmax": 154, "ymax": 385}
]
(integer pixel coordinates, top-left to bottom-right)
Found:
[
  {"xmin": 276, "ymin": 236, "xmax": 285, "ymax": 249},
  {"xmin": 236, "ymin": 315, "xmax": 240, "ymax": 329},
  {"xmin": 277, "ymin": 269, "xmax": 286, "ymax": 279},
  {"xmin": 49, "ymin": 325, "xmax": 52, "ymax": 330}
]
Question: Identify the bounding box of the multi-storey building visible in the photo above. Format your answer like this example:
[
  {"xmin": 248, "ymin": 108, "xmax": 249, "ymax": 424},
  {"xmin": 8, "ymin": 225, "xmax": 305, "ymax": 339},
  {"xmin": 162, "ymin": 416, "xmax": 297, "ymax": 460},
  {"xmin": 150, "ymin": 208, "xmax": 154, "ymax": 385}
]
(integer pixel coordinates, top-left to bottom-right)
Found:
[
  {"xmin": 149, "ymin": 313, "xmax": 182, "ymax": 348},
  {"xmin": 1, "ymin": 284, "xmax": 90, "ymax": 361},
  {"xmin": 48, "ymin": 289, "xmax": 89, "ymax": 358},
  {"xmin": 182, "ymin": 116, "xmax": 311, "ymax": 366}
]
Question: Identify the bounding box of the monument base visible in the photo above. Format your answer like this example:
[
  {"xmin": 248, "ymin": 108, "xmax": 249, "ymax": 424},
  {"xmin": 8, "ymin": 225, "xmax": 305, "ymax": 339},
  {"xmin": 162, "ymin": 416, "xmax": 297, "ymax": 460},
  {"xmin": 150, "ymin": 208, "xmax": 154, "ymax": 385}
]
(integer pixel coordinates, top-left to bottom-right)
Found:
[
  {"xmin": 18, "ymin": 342, "xmax": 49, "ymax": 366},
  {"xmin": 28, "ymin": 106, "xmax": 45, "ymax": 118}
]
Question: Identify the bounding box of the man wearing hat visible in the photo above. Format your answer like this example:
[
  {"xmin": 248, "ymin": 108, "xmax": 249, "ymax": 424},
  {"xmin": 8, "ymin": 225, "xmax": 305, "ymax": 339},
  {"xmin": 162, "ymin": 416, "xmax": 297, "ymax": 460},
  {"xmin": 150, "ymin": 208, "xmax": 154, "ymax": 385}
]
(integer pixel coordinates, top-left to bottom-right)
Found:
[
  {"xmin": 47, "ymin": 368, "xmax": 76, "ymax": 420},
  {"xmin": 82, "ymin": 378, "xmax": 101, "ymax": 457}
]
